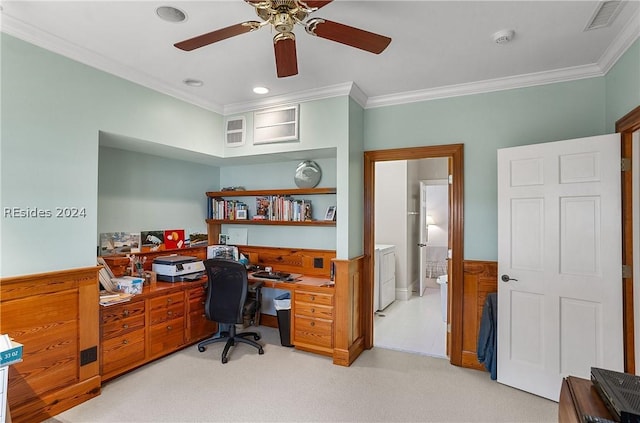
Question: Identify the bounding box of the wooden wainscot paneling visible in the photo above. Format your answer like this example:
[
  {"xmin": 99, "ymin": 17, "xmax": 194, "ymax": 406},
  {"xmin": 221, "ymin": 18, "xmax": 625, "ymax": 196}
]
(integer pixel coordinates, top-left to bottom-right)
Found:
[
  {"xmin": 0, "ymin": 267, "xmax": 101, "ymax": 423},
  {"xmin": 461, "ymin": 260, "xmax": 497, "ymax": 371},
  {"xmin": 333, "ymin": 256, "xmax": 365, "ymax": 366}
]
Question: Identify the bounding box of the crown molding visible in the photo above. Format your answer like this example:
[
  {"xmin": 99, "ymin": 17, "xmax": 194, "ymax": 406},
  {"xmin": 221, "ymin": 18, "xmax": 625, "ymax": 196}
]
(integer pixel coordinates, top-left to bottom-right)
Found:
[
  {"xmin": 1, "ymin": 14, "xmax": 225, "ymax": 114},
  {"xmin": 223, "ymin": 82, "xmax": 354, "ymax": 115},
  {"xmin": 598, "ymin": 6, "xmax": 640, "ymax": 74},
  {"xmin": 365, "ymin": 64, "xmax": 604, "ymax": 109}
]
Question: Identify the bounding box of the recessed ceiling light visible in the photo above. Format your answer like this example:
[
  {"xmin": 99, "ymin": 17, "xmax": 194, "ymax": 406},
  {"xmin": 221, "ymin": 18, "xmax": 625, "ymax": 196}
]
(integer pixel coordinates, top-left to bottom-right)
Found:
[
  {"xmin": 183, "ymin": 78, "xmax": 203, "ymax": 87},
  {"xmin": 156, "ymin": 6, "xmax": 187, "ymax": 23},
  {"xmin": 492, "ymin": 29, "xmax": 515, "ymax": 45},
  {"xmin": 253, "ymin": 86, "xmax": 270, "ymax": 95}
]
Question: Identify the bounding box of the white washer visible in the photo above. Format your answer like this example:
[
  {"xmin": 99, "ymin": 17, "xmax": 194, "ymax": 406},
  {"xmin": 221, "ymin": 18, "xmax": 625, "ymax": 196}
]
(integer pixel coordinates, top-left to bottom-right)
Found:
[{"xmin": 374, "ymin": 244, "xmax": 396, "ymax": 311}]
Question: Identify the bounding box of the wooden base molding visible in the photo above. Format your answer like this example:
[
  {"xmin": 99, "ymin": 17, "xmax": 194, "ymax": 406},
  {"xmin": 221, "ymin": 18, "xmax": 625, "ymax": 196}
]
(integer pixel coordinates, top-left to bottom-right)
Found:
[{"xmin": 0, "ymin": 267, "xmax": 101, "ymax": 423}]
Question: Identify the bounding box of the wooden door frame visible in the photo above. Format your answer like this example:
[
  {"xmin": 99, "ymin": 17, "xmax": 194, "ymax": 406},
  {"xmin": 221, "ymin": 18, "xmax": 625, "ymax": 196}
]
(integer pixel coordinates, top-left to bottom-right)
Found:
[
  {"xmin": 616, "ymin": 105, "xmax": 640, "ymax": 373},
  {"xmin": 363, "ymin": 144, "xmax": 465, "ymax": 365}
]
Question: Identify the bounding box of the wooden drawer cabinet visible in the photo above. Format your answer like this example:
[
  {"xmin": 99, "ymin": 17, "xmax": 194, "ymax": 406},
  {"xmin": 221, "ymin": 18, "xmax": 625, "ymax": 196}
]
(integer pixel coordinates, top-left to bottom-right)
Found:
[
  {"xmin": 148, "ymin": 292, "xmax": 185, "ymax": 358},
  {"xmin": 149, "ymin": 292, "xmax": 184, "ymax": 324},
  {"xmin": 101, "ymin": 299, "xmax": 146, "ymax": 377},
  {"xmin": 101, "ymin": 300, "xmax": 145, "ymax": 325},
  {"xmin": 293, "ymin": 288, "xmax": 334, "ymax": 356},
  {"xmin": 296, "ymin": 291, "xmax": 333, "ymax": 306},
  {"xmin": 295, "ymin": 302, "xmax": 334, "ymax": 320},
  {"xmin": 149, "ymin": 316, "xmax": 185, "ymax": 357},
  {"xmin": 187, "ymin": 284, "xmax": 216, "ymax": 341},
  {"xmin": 101, "ymin": 328, "xmax": 145, "ymax": 375}
]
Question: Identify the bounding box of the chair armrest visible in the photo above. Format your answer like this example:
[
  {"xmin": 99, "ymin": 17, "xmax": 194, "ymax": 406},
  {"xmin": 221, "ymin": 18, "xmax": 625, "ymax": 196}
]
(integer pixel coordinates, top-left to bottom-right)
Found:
[{"xmin": 248, "ymin": 281, "xmax": 264, "ymax": 292}]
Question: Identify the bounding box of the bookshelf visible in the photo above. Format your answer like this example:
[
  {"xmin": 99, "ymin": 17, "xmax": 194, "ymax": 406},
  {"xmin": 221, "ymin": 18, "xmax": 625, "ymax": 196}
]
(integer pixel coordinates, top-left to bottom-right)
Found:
[{"xmin": 205, "ymin": 187, "xmax": 337, "ymax": 245}]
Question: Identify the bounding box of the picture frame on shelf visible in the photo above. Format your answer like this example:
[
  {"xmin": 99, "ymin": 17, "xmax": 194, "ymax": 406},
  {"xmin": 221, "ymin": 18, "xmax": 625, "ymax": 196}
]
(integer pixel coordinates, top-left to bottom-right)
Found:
[
  {"xmin": 324, "ymin": 206, "xmax": 336, "ymax": 221},
  {"xmin": 236, "ymin": 209, "xmax": 248, "ymax": 220},
  {"xmin": 218, "ymin": 234, "xmax": 228, "ymax": 245}
]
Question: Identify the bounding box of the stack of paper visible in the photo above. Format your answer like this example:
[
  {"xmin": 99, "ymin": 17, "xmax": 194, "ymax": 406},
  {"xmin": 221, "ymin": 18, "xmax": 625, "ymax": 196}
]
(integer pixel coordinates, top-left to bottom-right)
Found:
[{"xmin": 99, "ymin": 292, "xmax": 133, "ymax": 306}]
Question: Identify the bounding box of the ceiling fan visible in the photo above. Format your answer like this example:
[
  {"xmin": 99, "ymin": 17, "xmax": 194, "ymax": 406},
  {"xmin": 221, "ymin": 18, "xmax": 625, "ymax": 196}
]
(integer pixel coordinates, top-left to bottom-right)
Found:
[{"xmin": 174, "ymin": 0, "xmax": 392, "ymax": 78}]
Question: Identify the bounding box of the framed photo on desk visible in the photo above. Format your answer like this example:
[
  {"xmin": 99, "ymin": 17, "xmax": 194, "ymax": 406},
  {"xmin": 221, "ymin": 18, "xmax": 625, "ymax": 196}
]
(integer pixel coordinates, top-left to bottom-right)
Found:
[{"xmin": 324, "ymin": 206, "xmax": 336, "ymax": 221}]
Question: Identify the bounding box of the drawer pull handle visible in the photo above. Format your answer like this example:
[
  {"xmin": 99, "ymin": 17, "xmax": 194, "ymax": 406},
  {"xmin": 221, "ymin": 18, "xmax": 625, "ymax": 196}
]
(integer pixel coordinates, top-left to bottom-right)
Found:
[
  {"xmin": 310, "ymin": 295, "xmax": 315, "ymax": 301},
  {"xmin": 167, "ymin": 325, "xmax": 173, "ymax": 330},
  {"xmin": 123, "ymin": 310, "xmax": 130, "ymax": 317},
  {"xmin": 310, "ymin": 321, "xmax": 315, "ymax": 327},
  {"xmin": 311, "ymin": 308, "xmax": 315, "ymax": 313},
  {"xmin": 167, "ymin": 298, "xmax": 173, "ymax": 303},
  {"xmin": 123, "ymin": 339, "xmax": 129, "ymax": 345},
  {"xmin": 167, "ymin": 311, "xmax": 173, "ymax": 316},
  {"xmin": 123, "ymin": 324, "xmax": 129, "ymax": 329}
]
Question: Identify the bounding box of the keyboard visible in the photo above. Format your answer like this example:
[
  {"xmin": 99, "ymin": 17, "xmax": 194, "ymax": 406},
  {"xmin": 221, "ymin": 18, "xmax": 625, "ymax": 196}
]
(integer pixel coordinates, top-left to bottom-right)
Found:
[{"xmin": 251, "ymin": 271, "xmax": 291, "ymax": 281}]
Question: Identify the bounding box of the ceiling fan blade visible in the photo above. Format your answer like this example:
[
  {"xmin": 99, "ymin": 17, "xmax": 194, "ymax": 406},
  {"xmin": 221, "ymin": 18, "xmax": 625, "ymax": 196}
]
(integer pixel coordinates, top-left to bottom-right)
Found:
[
  {"xmin": 306, "ymin": 18, "xmax": 391, "ymax": 54},
  {"xmin": 174, "ymin": 21, "xmax": 261, "ymax": 51},
  {"xmin": 300, "ymin": 1, "xmax": 333, "ymax": 10},
  {"xmin": 274, "ymin": 35, "xmax": 298, "ymax": 78}
]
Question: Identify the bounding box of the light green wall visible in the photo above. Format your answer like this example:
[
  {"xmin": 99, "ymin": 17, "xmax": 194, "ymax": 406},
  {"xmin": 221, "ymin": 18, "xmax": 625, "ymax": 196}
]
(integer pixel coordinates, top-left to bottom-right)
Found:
[
  {"xmin": 98, "ymin": 146, "xmax": 220, "ymax": 239},
  {"xmin": 605, "ymin": 39, "xmax": 640, "ymax": 131},
  {"xmin": 347, "ymin": 98, "xmax": 365, "ymax": 258},
  {"xmin": 3, "ymin": 31, "xmax": 637, "ymax": 275},
  {"xmin": 1, "ymin": 34, "xmax": 222, "ymax": 277},
  {"xmin": 364, "ymin": 77, "xmax": 607, "ymax": 260}
]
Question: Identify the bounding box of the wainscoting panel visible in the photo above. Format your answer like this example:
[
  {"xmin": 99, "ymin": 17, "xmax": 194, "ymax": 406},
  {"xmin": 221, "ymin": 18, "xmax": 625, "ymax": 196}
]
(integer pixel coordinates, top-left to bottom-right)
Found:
[{"xmin": 461, "ymin": 260, "xmax": 498, "ymax": 371}]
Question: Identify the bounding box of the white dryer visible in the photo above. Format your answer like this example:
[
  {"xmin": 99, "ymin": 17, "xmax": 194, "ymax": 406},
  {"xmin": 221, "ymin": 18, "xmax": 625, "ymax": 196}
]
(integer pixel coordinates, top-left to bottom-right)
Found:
[{"xmin": 374, "ymin": 244, "xmax": 396, "ymax": 311}]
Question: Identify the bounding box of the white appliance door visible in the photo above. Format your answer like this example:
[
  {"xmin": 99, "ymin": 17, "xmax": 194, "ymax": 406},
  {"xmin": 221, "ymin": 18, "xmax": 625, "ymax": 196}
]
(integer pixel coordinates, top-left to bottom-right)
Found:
[{"xmin": 497, "ymin": 133, "xmax": 623, "ymax": 401}]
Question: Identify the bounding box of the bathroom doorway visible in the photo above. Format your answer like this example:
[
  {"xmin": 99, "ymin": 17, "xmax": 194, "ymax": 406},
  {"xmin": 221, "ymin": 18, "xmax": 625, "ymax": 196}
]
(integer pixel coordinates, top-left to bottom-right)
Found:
[
  {"xmin": 364, "ymin": 144, "xmax": 464, "ymax": 366},
  {"xmin": 372, "ymin": 159, "xmax": 450, "ymax": 357}
]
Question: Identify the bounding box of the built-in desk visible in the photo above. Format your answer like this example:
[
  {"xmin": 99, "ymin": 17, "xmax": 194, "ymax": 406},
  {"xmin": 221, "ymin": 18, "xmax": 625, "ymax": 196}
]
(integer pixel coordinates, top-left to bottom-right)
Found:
[{"xmin": 249, "ymin": 273, "xmax": 335, "ymax": 356}]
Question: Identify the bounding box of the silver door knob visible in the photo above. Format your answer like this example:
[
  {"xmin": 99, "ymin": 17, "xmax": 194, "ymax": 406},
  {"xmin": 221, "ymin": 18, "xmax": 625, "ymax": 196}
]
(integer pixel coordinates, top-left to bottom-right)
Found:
[{"xmin": 501, "ymin": 274, "xmax": 518, "ymax": 282}]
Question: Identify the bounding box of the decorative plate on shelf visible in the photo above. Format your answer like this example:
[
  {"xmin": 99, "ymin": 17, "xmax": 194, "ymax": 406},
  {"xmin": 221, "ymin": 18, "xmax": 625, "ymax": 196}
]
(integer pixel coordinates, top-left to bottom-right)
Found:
[{"xmin": 294, "ymin": 160, "xmax": 322, "ymax": 188}]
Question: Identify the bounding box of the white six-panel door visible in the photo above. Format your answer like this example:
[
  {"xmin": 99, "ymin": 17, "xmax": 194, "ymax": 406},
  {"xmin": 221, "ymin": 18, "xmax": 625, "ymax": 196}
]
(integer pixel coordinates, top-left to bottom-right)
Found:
[{"xmin": 497, "ymin": 134, "xmax": 623, "ymax": 401}]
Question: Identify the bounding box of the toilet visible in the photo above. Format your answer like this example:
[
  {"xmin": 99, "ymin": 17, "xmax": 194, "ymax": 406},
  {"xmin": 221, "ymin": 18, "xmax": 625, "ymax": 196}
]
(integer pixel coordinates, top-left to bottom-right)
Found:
[{"xmin": 436, "ymin": 274, "xmax": 448, "ymax": 322}]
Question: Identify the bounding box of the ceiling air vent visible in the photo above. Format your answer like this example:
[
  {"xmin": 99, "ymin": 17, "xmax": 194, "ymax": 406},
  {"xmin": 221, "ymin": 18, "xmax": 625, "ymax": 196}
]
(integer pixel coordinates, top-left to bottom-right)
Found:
[
  {"xmin": 585, "ymin": 1, "xmax": 624, "ymax": 31},
  {"xmin": 225, "ymin": 116, "xmax": 245, "ymax": 147}
]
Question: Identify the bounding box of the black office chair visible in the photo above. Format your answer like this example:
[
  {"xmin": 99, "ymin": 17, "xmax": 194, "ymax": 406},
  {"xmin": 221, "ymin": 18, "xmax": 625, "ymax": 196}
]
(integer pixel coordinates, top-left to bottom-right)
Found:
[{"xmin": 197, "ymin": 258, "xmax": 264, "ymax": 363}]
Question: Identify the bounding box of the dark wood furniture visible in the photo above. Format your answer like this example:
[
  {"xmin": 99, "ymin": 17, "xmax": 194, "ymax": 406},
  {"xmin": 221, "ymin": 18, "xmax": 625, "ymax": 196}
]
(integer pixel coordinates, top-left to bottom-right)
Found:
[{"xmin": 559, "ymin": 376, "xmax": 614, "ymax": 423}]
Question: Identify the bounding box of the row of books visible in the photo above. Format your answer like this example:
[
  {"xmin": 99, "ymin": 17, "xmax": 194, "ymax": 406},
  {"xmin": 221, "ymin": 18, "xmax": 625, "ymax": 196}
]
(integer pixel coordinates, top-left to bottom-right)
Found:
[
  {"xmin": 207, "ymin": 196, "xmax": 312, "ymax": 222},
  {"xmin": 208, "ymin": 199, "xmax": 248, "ymax": 220},
  {"xmin": 259, "ymin": 196, "xmax": 312, "ymax": 222}
]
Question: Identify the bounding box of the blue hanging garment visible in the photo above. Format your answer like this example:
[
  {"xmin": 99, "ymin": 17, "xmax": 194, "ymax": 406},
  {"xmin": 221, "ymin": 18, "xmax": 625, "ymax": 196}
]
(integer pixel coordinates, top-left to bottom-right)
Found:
[{"xmin": 477, "ymin": 292, "xmax": 498, "ymax": 380}]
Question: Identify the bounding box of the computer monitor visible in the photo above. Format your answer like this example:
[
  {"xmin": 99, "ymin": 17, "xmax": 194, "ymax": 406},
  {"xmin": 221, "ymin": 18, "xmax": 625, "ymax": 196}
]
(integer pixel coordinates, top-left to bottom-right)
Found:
[{"xmin": 207, "ymin": 245, "xmax": 239, "ymax": 261}]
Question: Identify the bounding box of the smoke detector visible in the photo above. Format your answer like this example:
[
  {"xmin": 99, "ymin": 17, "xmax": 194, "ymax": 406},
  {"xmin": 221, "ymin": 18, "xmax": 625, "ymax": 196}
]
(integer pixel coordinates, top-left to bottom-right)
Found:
[{"xmin": 492, "ymin": 29, "xmax": 515, "ymax": 45}]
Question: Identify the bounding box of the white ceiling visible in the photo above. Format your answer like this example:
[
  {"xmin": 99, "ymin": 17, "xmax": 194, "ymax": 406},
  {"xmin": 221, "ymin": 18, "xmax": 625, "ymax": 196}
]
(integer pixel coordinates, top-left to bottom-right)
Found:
[{"xmin": 2, "ymin": 1, "xmax": 639, "ymax": 115}]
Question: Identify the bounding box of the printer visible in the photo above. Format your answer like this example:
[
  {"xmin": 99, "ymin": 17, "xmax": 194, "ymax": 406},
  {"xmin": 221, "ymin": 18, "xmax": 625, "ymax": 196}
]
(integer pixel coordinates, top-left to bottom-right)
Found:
[{"xmin": 152, "ymin": 255, "xmax": 205, "ymax": 282}]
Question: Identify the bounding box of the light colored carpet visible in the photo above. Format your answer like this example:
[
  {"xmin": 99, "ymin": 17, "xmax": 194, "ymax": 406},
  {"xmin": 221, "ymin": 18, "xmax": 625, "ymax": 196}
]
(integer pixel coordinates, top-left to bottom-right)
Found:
[{"xmin": 51, "ymin": 327, "xmax": 557, "ymax": 423}]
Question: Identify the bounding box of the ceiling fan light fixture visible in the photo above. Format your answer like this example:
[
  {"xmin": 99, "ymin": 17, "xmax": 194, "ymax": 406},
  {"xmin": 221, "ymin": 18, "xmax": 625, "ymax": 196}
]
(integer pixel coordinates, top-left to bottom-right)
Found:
[
  {"xmin": 156, "ymin": 6, "xmax": 187, "ymax": 23},
  {"xmin": 183, "ymin": 78, "xmax": 203, "ymax": 87},
  {"xmin": 253, "ymin": 86, "xmax": 270, "ymax": 95}
]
